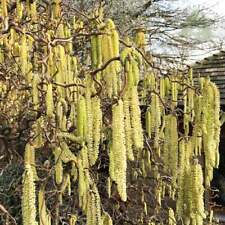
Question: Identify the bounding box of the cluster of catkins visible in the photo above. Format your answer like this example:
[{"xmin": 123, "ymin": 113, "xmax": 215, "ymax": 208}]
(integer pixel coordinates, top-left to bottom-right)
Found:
[{"xmin": 0, "ymin": 0, "xmax": 221, "ymax": 225}]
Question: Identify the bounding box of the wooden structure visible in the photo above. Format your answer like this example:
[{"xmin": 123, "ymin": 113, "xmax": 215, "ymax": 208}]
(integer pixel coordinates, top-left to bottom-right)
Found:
[
  {"xmin": 192, "ymin": 50, "xmax": 225, "ymax": 105},
  {"xmin": 192, "ymin": 51, "xmax": 225, "ymax": 221}
]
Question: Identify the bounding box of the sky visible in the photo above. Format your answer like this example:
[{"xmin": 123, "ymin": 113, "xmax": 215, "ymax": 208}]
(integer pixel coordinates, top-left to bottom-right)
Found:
[
  {"xmin": 177, "ymin": 0, "xmax": 225, "ymax": 62},
  {"xmin": 180, "ymin": 0, "xmax": 225, "ymax": 34},
  {"xmin": 179, "ymin": 0, "xmax": 225, "ymax": 14}
]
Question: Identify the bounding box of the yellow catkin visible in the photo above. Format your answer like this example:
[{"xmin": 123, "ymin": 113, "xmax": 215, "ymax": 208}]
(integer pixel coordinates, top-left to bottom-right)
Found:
[
  {"xmin": 38, "ymin": 185, "xmax": 51, "ymax": 225},
  {"xmin": 87, "ymin": 183, "xmax": 102, "ymax": 225},
  {"xmin": 145, "ymin": 108, "xmax": 151, "ymax": 138},
  {"xmin": 57, "ymin": 132, "xmax": 83, "ymax": 144},
  {"xmin": 91, "ymin": 96, "xmax": 102, "ymax": 165},
  {"xmin": 46, "ymin": 83, "xmax": 54, "ymax": 118},
  {"xmin": 30, "ymin": 1, "xmax": 37, "ymax": 22},
  {"xmin": 176, "ymin": 139, "xmax": 186, "ymax": 218},
  {"xmin": 111, "ymin": 29, "xmax": 120, "ymax": 73},
  {"xmin": 107, "ymin": 177, "xmax": 112, "ymax": 198},
  {"xmin": 87, "ymin": 190, "xmax": 96, "ymax": 225},
  {"xmin": 150, "ymin": 92, "xmax": 161, "ymax": 149},
  {"xmin": 56, "ymin": 142, "xmax": 77, "ymax": 163},
  {"xmin": 102, "ymin": 211, "xmax": 113, "ymax": 225},
  {"xmin": 160, "ymin": 78, "xmax": 165, "ymax": 99},
  {"xmin": 126, "ymin": 60, "xmax": 134, "ymax": 88},
  {"xmin": 22, "ymin": 164, "xmax": 37, "ymax": 225},
  {"xmin": 131, "ymin": 58, "xmax": 140, "ymax": 86},
  {"xmin": 20, "ymin": 34, "xmax": 29, "ymax": 78},
  {"xmin": 2, "ymin": 0, "xmax": 8, "ymax": 17},
  {"xmin": 130, "ymin": 87, "xmax": 143, "ymax": 150},
  {"xmin": 77, "ymin": 96, "xmax": 87, "ymax": 141},
  {"xmin": 171, "ymin": 76, "xmax": 178, "ymax": 107},
  {"xmin": 168, "ymin": 208, "xmax": 176, "ymax": 225},
  {"xmin": 105, "ymin": 35, "xmax": 114, "ymax": 96},
  {"xmin": 91, "ymin": 35, "xmax": 98, "ymax": 68},
  {"xmin": 53, "ymin": 147, "xmax": 63, "ymax": 185},
  {"xmin": 53, "ymin": 0, "xmax": 61, "ymax": 18},
  {"xmin": 135, "ymin": 30, "xmax": 145, "ymax": 49},
  {"xmin": 163, "ymin": 115, "xmax": 178, "ymax": 183},
  {"xmin": 78, "ymin": 146, "xmax": 90, "ymax": 211},
  {"xmin": 56, "ymin": 98, "xmax": 68, "ymax": 131},
  {"xmin": 110, "ymin": 100, "xmax": 127, "ymax": 201},
  {"xmin": 32, "ymin": 73, "xmax": 40, "ymax": 111},
  {"xmin": 69, "ymin": 214, "xmax": 78, "ymax": 225},
  {"xmin": 123, "ymin": 92, "xmax": 134, "ymax": 160},
  {"xmin": 121, "ymin": 47, "xmax": 132, "ymax": 64},
  {"xmin": 96, "ymin": 34, "xmax": 103, "ymax": 68},
  {"xmin": 31, "ymin": 116, "xmax": 44, "ymax": 149},
  {"xmin": 54, "ymin": 45, "xmax": 66, "ymax": 97},
  {"xmin": 212, "ymin": 82, "xmax": 220, "ymax": 168},
  {"xmin": 101, "ymin": 33, "xmax": 110, "ymax": 62},
  {"xmin": 177, "ymin": 139, "xmax": 206, "ymax": 224},
  {"xmin": 111, "ymin": 30, "xmax": 119, "ymax": 57},
  {"xmin": 24, "ymin": 143, "xmax": 38, "ymax": 180},
  {"xmin": 100, "ymin": 19, "xmax": 120, "ymax": 97},
  {"xmin": 192, "ymin": 95, "xmax": 203, "ymax": 155},
  {"xmin": 191, "ymin": 162, "xmax": 205, "ymax": 223},
  {"xmin": 14, "ymin": 1, "xmax": 22, "ymax": 18},
  {"xmin": 85, "ymin": 87, "xmax": 94, "ymax": 165},
  {"xmin": 64, "ymin": 26, "xmax": 73, "ymax": 54},
  {"xmin": 201, "ymin": 79, "xmax": 220, "ymax": 186},
  {"xmin": 60, "ymin": 173, "xmax": 71, "ymax": 197}
]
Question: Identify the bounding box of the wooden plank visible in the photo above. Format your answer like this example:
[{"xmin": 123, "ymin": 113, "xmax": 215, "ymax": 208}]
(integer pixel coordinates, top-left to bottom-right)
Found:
[
  {"xmin": 193, "ymin": 71, "xmax": 225, "ymax": 76},
  {"xmin": 195, "ymin": 58, "xmax": 225, "ymax": 65},
  {"xmin": 196, "ymin": 53, "xmax": 225, "ymax": 62},
  {"xmin": 208, "ymin": 76, "xmax": 225, "ymax": 81},
  {"xmin": 219, "ymin": 93, "xmax": 225, "ymax": 97},
  {"xmin": 193, "ymin": 67, "xmax": 225, "ymax": 73},
  {"xmin": 209, "ymin": 81, "xmax": 225, "ymax": 85},
  {"xmin": 213, "ymin": 82, "xmax": 225, "ymax": 87},
  {"xmin": 192, "ymin": 78, "xmax": 225, "ymax": 86},
  {"xmin": 193, "ymin": 63, "xmax": 225, "ymax": 70}
]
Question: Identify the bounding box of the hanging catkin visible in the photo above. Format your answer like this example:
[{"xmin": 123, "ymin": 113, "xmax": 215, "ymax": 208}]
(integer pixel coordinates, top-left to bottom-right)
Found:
[
  {"xmin": 85, "ymin": 87, "xmax": 94, "ymax": 164},
  {"xmin": 100, "ymin": 19, "xmax": 120, "ymax": 97},
  {"xmin": 20, "ymin": 34, "xmax": 29, "ymax": 78},
  {"xmin": 91, "ymin": 35, "xmax": 98, "ymax": 68},
  {"xmin": 22, "ymin": 164, "xmax": 37, "ymax": 225},
  {"xmin": 91, "ymin": 96, "xmax": 102, "ymax": 165},
  {"xmin": 78, "ymin": 145, "xmax": 90, "ymax": 211},
  {"xmin": 130, "ymin": 87, "xmax": 143, "ymax": 150},
  {"xmin": 32, "ymin": 73, "xmax": 40, "ymax": 111},
  {"xmin": 38, "ymin": 185, "xmax": 51, "ymax": 225},
  {"xmin": 46, "ymin": 83, "xmax": 54, "ymax": 118},
  {"xmin": 24, "ymin": 143, "xmax": 38, "ymax": 180},
  {"xmin": 110, "ymin": 100, "xmax": 127, "ymax": 201},
  {"xmin": 77, "ymin": 96, "xmax": 87, "ymax": 141},
  {"xmin": 86, "ymin": 183, "xmax": 102, "ymax": 225},
  {"xmin": 2, "ymin": 0, "xmax": 8, "ymax": 17},
  {"xmin": 163, "ymin": 115, "xmax": 178, "ymax": 183},
  {"xmin": 135, "ymin": 29, "xmax": 146, "ymax": 49},
  {"xmin": 123, "ymin": 91, "xmax": 134, "ymax": 160},
  {"xmin": 102, "ymin": 211, "xmax": 113, "ymax": 225},
  {"xmin": 53, "ymin": 147, "xmax": 63, "ymax": 185},
  {"xmin": 201, "ymin": 78, "xmax": 220, "ymax": 186}
]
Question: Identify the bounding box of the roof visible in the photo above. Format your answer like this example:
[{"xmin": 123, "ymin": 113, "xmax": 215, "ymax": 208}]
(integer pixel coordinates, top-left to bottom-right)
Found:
[{"xmin": 192, "ymin": 51, "xmax": 225, "ymax": 105}]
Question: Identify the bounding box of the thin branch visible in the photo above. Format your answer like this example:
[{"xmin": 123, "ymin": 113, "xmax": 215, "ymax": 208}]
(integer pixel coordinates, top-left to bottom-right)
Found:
[
  {"xmin": 90, "ymin": 56, "xmax": 121, "ymax": 76},
  {"xmin": 0, "ymin": 204, "xmax": 17, "ymax": 225}
]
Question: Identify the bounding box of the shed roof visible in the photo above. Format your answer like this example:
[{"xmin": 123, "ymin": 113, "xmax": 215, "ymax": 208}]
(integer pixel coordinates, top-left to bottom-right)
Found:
[{"xmin": 192, "ymin": 51, "xmax": 225, "ymax": 105}]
